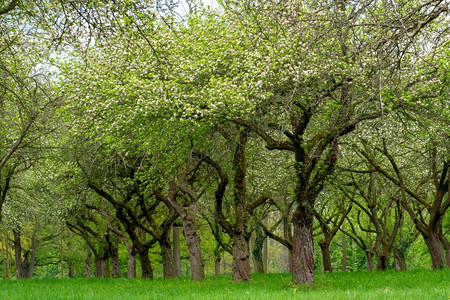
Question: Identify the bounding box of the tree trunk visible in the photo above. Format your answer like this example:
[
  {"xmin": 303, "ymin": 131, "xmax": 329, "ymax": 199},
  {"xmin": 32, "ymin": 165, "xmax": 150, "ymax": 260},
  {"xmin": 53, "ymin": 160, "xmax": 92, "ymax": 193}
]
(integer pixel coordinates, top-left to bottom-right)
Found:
[
  {"xmin": 252, "ymin": 225, "xmax": 265, "ymax": 273},
  {"xmin": 13, "ymin": 226, "xmax": 38, "ymax": 279},
  {"xmin": 13, "ymin": 230, "xmax": 25, "ymax": 279},
  {"xmin": 160, "ymin": 239, "xmax": 174, "ymax": 278},
  {"xmin": 376, "ymin": 251, "xmax": 390, "ymax": 271},
  {"xmin": 342, "ymin": 232, "xmax": 347, "ymax": 272},
  {"xmin": 215, "ymin": 253, "xmax": 221, "ymax": 275},
  {"xmin": 85, "ymin": 245, "xmax": 92, "ymax": 278},
  {"xmin": 137, "ymin": 249, "xmax": 153, "ymax": 279},
  {"xmin": 68, "ymin": 262, "xmax": 75, "ymax": 278},
  {"xmin": 319, "ymin": 241, "xmax": 332, "ymax": 272},
  {"xmin": 291, "ymin": 207, "xmax": 315, "ymax": 285},
  {"xmin": 366, "ymin": 250, "xmax": 375, "ymax": 271},
  {"xmin": 94, "ymin": 255, "xmax": 110, "ymax": 278},
  {"xmin": 127, "ymin": 247, "xmax": 137, "ymax": 279},
  {"xmin": 394, "ymin": 247, "xmax": 407, "ymax": 271},
  {"xmin": 121, "ymin": 235, "xmax": 136, "ymax": 278},
  {"xmin": 182, "ymin": 211, "xmax": 205, "ymax": 281},
  {"xmin": 173, "ymin": 226, "xmax": 181, "ymax": 277},
  {"xmin": 110, "ymin": 247, "xmax": 122, "ymax": 278},
  {"xmin": 231, "ymin": 233, "xmax": 251, "ymax": 281},
  {"xmin": 423, "ymin": 231, "xmax": 446, "ymax": 270}
]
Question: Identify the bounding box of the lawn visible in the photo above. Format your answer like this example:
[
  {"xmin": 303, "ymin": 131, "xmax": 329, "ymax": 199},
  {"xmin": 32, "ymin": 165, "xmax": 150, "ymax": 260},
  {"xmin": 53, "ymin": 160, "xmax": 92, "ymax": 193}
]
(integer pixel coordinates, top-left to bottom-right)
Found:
[{"xmin": 0, "ymin": 269, "xmax": 448, "ymax": 299}]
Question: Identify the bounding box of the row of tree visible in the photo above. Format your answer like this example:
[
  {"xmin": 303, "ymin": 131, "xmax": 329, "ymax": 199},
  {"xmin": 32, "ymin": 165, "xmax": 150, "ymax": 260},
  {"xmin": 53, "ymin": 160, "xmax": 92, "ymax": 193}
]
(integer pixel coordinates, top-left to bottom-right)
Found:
[{"xmin": 0, "ymin": 0, "xmax": 449, "ymax": 285}]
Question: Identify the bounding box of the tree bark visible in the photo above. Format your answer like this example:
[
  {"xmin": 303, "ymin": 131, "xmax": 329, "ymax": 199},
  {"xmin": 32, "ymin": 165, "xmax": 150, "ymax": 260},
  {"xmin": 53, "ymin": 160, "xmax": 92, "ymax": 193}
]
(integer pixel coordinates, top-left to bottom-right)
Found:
[
  {"xmin": 342, "ymin": 232, "xmax": 347, "ymax": 272},
  {"xmin": 366, "ymin": 250, "xmax": 375, "ymax": 271},
  {"xmin": 173, "ymin": 226, "xmax": 181, "ymax": 277},
  {"xmin": 137, "ymin": 249, "xmax": 153, "ymax": 279},
  {"xmin": 376, "ymin": 251, "xmax": 390, "ymax": 271},
  {"xmin": 319, "ymin": 241, "xmax": 332, "ymax": 272},
  {"xmin": 231, "ymin": 233, "xmax": 251, "ymax": 281},
  {"xmin": 121, "ymin": 235, "xmax": 136, "ymax": 278},
  {"xmin": 252, "ymin": 225, "xmax": 266, "ymax": 273},
  {"xmin": 423, "ymin": 231, "xmax": 446, "ymax": 270},
  {"xmin": 291, "ymin": 207, "xmax": 315, "ymax": 284},
  {"xmin": 94, "ymin": 255, "xmax": 110, "ymax": 278},
  {"xmin": 85, "ymin": 244, "xmax": 92, "ymax": 278},
  {"xmin": 110, "ymin": 249, "xmax": 122, "ymax": 278},
  {"xmin": 214, "ymin": 246, "xmax": 221, "ymax": 276},
  {"xmin": 13, "ymin": 225, "xmax": 38, "ymax": 279},
  {"xmin": 394, "ymin": 247, "xmax": 407, "ymax": 270},
  {"xmin": 68, "ymin": 262, "xmax": 75, "ymax": 278},
  {"xmin": 182, "ymin": 209, "xmax": 205, "ymax": 281},
  {"xmin": 160, "ymin": 238, "xmax": 174, "ymax": 278}
]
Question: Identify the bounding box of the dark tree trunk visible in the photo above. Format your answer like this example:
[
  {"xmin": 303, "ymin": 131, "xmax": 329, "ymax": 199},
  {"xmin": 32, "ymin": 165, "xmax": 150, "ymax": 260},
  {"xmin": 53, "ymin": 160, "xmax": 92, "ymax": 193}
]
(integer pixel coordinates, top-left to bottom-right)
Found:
[
  {"xmin": 85, "ymin": 245, "xmax": 92, "ymax": 278},
  {"xmin": 182, "ymin": 211, "xmax": 205, "ymax": 281},
  {"xmin": 342, "ymin": 232, "xmax": 347, "ymax": 272},
  {"xmin": 376, "ymin": 252, "xmax": 390, "ymax": 271},
  {"xmin": 160, "ymin": 238, "xmax": 174, "ymax": 278},
  {"xmin": 13, "ymin": 226, "xmax": 38, "ymax": 279},
  {"xmin": 366, "ymin": 250, "xmax": 375, "ymax": 271},
  {"xmin": 68, "ymin": 262, "xmax": 75, "ymax": 278},
  {"xmin": 252, "ymin": 225, "xmax": 266, "ymax": 273},
  {"xmin": 214, "ymin": 248, "xmax": 221, "ymax": 276},
  {"xmin": 291, "ymin": 207, "xmax": 315, "ymax": 284},
  {"xmin": 394, "ymin": 248, "xmax": 407, "ymax": 271},
  {"xmin": 108, "ymin": 235, "xmax": 122, "ymax": 278},
  {"xmin": 319, "ymin": 241, "xmax": 332, "ymax": 272},
  {"xmin": 94, "ymin": 255, "xmax": 110, "ymax": 278},
  {"xmin": 137, "ymin": 249, "xmax": 153, "ymax": 279},
  {"xmin": 173, "ymin": 226, "xmax": 181, "ymax": 277},
  {"xmin": 110, "ymin": 250, "xmax": 121, "ymax": 278},
  {"xmin": 231, "ymin": 233, "xmax": 251, "ymax": 281},
  {"xmin": 423, "ymin": 231, "xmax": 446, "ymax": 270}
]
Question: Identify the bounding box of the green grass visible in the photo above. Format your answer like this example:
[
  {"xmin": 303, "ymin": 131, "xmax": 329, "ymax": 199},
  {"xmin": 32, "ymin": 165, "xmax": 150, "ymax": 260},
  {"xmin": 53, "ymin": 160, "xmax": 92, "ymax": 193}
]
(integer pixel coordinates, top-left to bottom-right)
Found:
[{"xmin": 0, "ymin": 269, "xmax": 448, "ymax": 299}]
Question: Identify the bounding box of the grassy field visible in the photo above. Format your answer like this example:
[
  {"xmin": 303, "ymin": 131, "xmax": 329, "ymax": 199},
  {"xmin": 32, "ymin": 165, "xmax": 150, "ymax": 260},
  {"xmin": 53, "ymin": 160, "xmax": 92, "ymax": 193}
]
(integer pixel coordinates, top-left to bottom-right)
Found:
[{"xmin": 0, "ymin": 269, "xmax": 448, "ymax": 299}]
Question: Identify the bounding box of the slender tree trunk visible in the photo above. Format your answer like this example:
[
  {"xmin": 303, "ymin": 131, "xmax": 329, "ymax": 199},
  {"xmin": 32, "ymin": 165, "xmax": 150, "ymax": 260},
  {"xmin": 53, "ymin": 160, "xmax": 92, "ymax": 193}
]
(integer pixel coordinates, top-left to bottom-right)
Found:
[
  {"xmin": 342, "ymin": 232, "xmax": 347, "ymax": 272},
  {"xmin": 231, "ymin": 233, "xmax": 251, "ymax": 281},
  {"xmin": 160, "ymin": 239, "xmax": 174, "ymax": 278},
  {"xmin": 173, "ymin": 226, "xmax": 181, "ymax": 277},
  {"xmin": 137, "ymin": 249, "xmax": 153, "ymax": 279},
  {"xmin": 394, "ymin": 247, "xmax": 407, "ymax": 271},
  {"xmin": 182, "ymin": 209, "xmax": 205, "ymax": 281},
  {"xmin": 263, "ymin": 234, "xmax": 268, "ymax": 273},
  {"xmin": 85, "ymin": 245, "xmax": 92, "ymax": 278},
  {"xmin": 110, "ymin": 246, "xmax": 122, "ymax": 278},
  {"xmin": 121, "ymin": 236, "xmax": 136, "ymax": 278},
  {"xmin": 319, "ymin": 241, "xmax": 332, "ymax": 272},
  {"xmin": 366, "ymin": 250, "xmax": 375, "ymax": 271},
  {"xmin": 291, "ymin": 207, "xmax": 315, "ymax": 284},
  {"xmin": 252, "ymin": 225, "xmax": 265, "ymax": 273},
  {"xmin": 68, "ymin": 262, "xmax": 75, "ymax": 278},
  {"xmin": 13, "ymin": 229, "xmax": 24, "ymax": 279},
  {"xmin": 5, "ymin": 232, "xmax": 11, "ymax": 279},
  {"xmin": 127, "ymin": 247, "xmax": 137, "ymax": 278},
  {"xmin": 214, "ymin": 248, "xmax": 221, "ymax": 276},
  {"xmin": 27, "ymin": 225, "xmax": 38, "ymax": 278},
  {"xmin": 423, "ymin": 231, "xmax": 446, "ymax": 270}
]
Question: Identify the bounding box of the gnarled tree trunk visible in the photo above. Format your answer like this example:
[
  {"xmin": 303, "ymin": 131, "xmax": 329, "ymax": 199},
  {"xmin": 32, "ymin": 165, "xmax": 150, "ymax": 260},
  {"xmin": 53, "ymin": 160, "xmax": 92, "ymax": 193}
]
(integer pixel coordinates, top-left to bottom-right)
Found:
[
  {"xmin": 424, "ymin": 230, "xmax": 446, "ymax": 270},
  {"xmin": 137, "ymin": 248, "xmax": 153, "ymax": 279},
  {"xmin": 291, "ymin": 207, "xmax": 315, "ymax": 284},
  {"xmin": 231, "ymin": 233, "xmax": 251, "ymax": 281},
  {"xmin": 160, "ymin": 237, "xmax": 174, "ymax": 278},
  {"xmin": 182, "ymin": 209, "xmax": 205, "ymax": 281}
]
